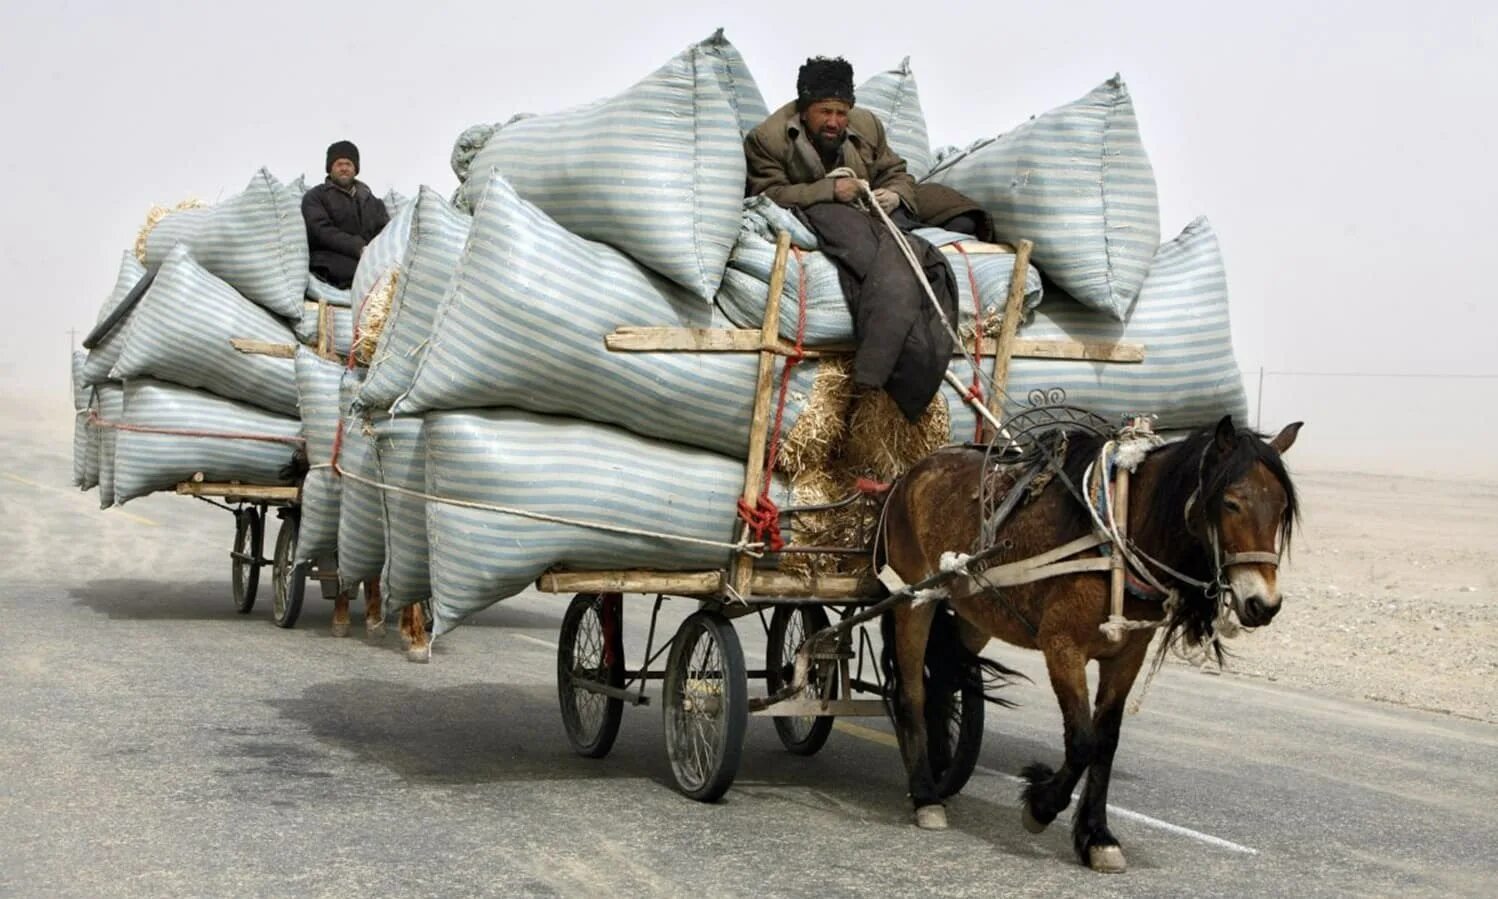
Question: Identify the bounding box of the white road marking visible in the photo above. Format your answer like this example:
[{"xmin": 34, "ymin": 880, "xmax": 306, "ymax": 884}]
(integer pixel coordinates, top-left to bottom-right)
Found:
[
  {"xmin": 4, "ymin": 471, "xmax": 159, "ymax": 526},
  {"xmin": 512, "ymin": 633, "xmax": 559, "ymax": 651}
]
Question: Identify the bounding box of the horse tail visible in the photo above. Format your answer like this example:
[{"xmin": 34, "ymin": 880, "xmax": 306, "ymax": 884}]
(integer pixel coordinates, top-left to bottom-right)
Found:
[{"xmin": 880, "ymin": 603, "xmax": 1025, "ymax": 724}]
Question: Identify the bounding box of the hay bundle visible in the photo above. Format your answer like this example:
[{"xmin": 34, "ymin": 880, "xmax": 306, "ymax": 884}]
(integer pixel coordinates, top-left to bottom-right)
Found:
[
  {"xmin": 844, "ymin": 389, "xmax": 952, "ymax": 481},
  {"xmin": 353, "ymin": 269, "xmax": 400, "ymax": 366},
  {"xmin": 775, "ymin": 357, "xmax": 852, "ymax": 478}
]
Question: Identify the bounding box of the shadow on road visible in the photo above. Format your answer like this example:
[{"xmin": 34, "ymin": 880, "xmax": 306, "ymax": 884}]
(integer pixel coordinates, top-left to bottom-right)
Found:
[{"xmin": 69, "ymin": 578, "xmax": 249, "ymax": 621}]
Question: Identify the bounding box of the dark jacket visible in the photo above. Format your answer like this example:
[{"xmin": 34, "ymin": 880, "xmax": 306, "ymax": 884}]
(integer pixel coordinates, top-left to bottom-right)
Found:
[
  {"xmin": 744, "ymin": 102, "xmax": 917, "ymax": 213},
  {"xmin": 302, "ymin": 178, "xmax": 390, "ymax": 289},
  {"xmin": 796, "ymin": 203, "xmax": 957, "ymax": 422}
]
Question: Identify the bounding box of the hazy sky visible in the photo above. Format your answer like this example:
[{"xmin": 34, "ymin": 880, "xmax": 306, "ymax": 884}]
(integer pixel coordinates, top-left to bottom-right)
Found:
[{"xmin": 3, "ymin": 0, "xmax": 1494, "ymax": 475}]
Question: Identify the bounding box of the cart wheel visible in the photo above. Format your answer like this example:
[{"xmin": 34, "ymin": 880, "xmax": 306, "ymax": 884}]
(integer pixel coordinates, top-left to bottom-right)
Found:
[
  {"xmin": 271, "ymin": 513, "xmax": 305, "ymax": 629},
  {"xmin": 663, "ymin": 610, "xmax": 748, "ymax": 802},
  {"xmin": 766, "ymin": 605, "xmax": 835, "ymax": 756},
  {"xmin": 231, "ymin": 506, "xmax": 264, "ymax": 614},
  {"xmin": 928, "ymin": 678, "xmax": 984, "ymax": 798},
  {"xmin": 557, "ymin": 593, "xmax": 625, "ymax": 758}
]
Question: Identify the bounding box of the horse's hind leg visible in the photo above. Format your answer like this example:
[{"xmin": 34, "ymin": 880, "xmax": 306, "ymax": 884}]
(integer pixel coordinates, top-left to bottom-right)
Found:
[
  {"xmin": 888, "ymin": 602, "xmax": 945, "ymax": 829},
  {"xmin": 1072, "ymin": 635, "xmax": 1150, "ymax": 873},
  {"xmin": 1021, "ymin": 639, "xmax": 1094, "ymax": 835},
  {"xmin": 330, "ymin": 589, "xmax": 352, "ymax": 638},
  {"xmin": 402, "ymin": 603, "xmax": 431, "ymax": 663},
  {"xmin": 363, "ymin": 577, "xmax": 385, "ymax": 638}
]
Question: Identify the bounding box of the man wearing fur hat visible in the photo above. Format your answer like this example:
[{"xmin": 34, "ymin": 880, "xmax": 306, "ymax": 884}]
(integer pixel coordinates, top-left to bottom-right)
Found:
[
  {"xmin": 302, "ymin": 140, "xmax": 390, "ymax": 290},
  {"xmin": 743, "ymin": 58, "xmax": 960, "ymax": 423}
]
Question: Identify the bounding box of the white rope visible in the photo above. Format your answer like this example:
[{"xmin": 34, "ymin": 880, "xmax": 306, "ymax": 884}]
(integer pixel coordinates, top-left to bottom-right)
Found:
[{"xmin": 332, "ymin": 462, "xmax": 763, "ymax": 555}]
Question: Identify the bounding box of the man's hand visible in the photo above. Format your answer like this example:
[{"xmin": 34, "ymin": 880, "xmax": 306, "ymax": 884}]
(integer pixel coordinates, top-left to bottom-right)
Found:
[
  {"xmin": 833, "ymin": 178, "xmax": 862, "ymax": 204},
  {"xmin": 872, "ymin": 187, "xmax": 901, "ymax": 213}
]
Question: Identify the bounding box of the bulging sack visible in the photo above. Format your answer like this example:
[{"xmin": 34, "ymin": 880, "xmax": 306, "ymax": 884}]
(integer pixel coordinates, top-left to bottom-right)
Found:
[
  {"xmin": 95, "ymin": 383, "xmax": 124, "ymax": 508},
  {"xmin": 942, "ymin": 217, "xmax": 1247, "ymax": 439},
  {"xmin": 110, "ymin": 379, "xmax": 300, "ymax": 505},
  {"xmin": 111, "ymin": 245, "xmax": 300, "ymax": 416},
  {"xmin": 350, "ymin": 193, "xmax": 417, "ymax": 308},
  {"xmin": 397, "ymin": 171, "xmax": 824, "ymax": 459},
  {"xmin": 422, "ymin": 409, "xmax": 793, "ymax": 636},
  {"xmin": 857, "ymin": 58, "xmax": 933, "ymax": 180},
  {"xmin": 356, "ymin": 187, "xmax": 472, "ymax": 412},
  {"xmin": 371, "ymin": 415, "xmax": 428, "ymax": 614},
  {"xmin": 453, "ymin": 35, "xmax": 747, "ymax": 300},
  {"xmin": 336, "ymin": 373, "xmax": 385, "ymax": 589},
  {"xmin": 924, "ymin": 76, "xmax": 1160, "ymax": 320},
  {"xmin": 72, "ymin": 351, "xmax": 98, "ymax": 490},
  {"xmin": 140, "ymin": 168, "xmax": 309, "ymax": 319},
  {"xmin": 294, "ymin": 350, "xmax": 346, "ymax": 562},
  {"xmin": 82, "ymin": 252, "xmax": 148, "ymax": 386}
]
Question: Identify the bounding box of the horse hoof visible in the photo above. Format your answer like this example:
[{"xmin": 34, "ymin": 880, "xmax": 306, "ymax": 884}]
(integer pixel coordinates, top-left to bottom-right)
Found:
[
  {"xmin": 1021, "ymin": 804, "xmax": 1049, "ymax": 834},
  {"xmin": 330, "ymin": 621, "xmax": 351, "ymax": 638},
  {"xmin": 405, "ymin": 644, "xmax": 431, "ymax": 664},
  {"xmin": 1088, "ymin": 845, "xmax": 1127, "ymax": 874},
  {"xmin": 914, "ymin": 805, "xmax": 948, "ymax": 831},
  {"xmin": 366, "ymin": 618, "xmax": 386, "ymax": 638},
  {"xmin": 400, "ymin": 633, "xmax": 413, "ymax": 651}
]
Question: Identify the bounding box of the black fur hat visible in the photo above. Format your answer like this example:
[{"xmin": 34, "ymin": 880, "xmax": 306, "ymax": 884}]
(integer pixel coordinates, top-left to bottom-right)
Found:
[
  {"xmin": 796, "ymin": 57, "xmax": 855, "ymax": 111},
  {"xmin": 325, "ymin": 140, "xmax": 360, "ymax": 174}
]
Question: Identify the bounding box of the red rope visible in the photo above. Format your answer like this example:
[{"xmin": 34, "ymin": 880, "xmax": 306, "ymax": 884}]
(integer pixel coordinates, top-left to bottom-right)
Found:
[
  {"xmin": 88, "ymin": 410, "xmax": 305, "ymax": 447},
  {"xmin": 737, "ymin": 247, "xmax": 810, "ymax": 553},
  {"xmin": 953, "ymin": 242, "xmax": 986, "ymax": 441}
]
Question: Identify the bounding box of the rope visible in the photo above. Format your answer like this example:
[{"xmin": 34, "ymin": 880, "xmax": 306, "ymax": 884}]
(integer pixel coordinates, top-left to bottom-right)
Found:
[
  {"xmin": 737, "ymin": 245, "xmax": 811, "ymax": 554},
  {"xmin": 333, "ymin": 460, "xmax": 761, "ymax": 554},
  {"xmin": 952, "ymin": 242, "xmax": 987, "ymax": 441},
  {"xmin": 87, "ymin": 410, "xmax": 305, "ymax": 447}
]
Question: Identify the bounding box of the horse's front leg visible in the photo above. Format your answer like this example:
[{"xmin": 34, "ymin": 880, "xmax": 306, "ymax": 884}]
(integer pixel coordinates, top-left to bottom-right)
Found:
[
  {"xmin": 889, "ymin": 602, "xmax": 945, "ymax": 829},
  {"xmin": 402, "ymin": 603, "xmax": 431, "ymax": 663},
  {"xmin": 1022, "ymin": 639, "xmax": 1093, "ymax": 834},
  {"xmin": 1072, "ymin": 634, "xmax": 1150, "ymax": 873},
  {"xmin": 363, "ymin": 577, "xmax": 385, "ymax": 638}
]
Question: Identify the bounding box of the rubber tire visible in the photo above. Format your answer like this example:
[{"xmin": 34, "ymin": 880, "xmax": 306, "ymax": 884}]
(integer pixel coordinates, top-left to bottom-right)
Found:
[
  {"xmin": 557, "ymin": 593, "xmax": 625, "ymax": 759},
  {"xmin": 271, "ymin": 514, "xmax": 305, "ymax": 629},
  {"xmin": 663, "ymin": 611, "xmax": 748, "ymax": 803},
  {"xmin": 766, "ymin": 605, "xmax": 836, "ymax": 756},
  {"xmin": 231, "ymin": 507, "xmax": 264, "ymax": 614},
  {"xmin": 929, "ymin": 680, "xmax": 985, "ymax": 798}
]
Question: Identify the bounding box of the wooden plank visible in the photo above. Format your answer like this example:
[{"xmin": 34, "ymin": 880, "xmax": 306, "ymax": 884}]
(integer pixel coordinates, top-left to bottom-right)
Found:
[
  {"xmin": 748, "ymin": 571, "xmax": 876, "ymax": 598},
  {"xmin": 984, "ymin": 238, "xmax": 1033, "ymax": 440},
  {"xmin": 605, "ymin": 327, "xmax": 1142, "ymax": 364},
  {"xmin": 316, "ymin": 299, "xmax": 335, "ymax": 361},
  {"xmin": 731, "ymin": 231, "xmax": 793, "ymax": 601},
  {"xmin": 535, "ymin": 570, "xmax": 724, "ymax": 595},
  {"xmin": 175, "ymin": 482, "xmax": 300, "ymax": 502},
  {"xmin": 939, "ymin": 241, "xmax": 1016, "ymax": 256},
  {"xmin": 229, "ymin": 338, "xmax": 297, "ymax": 358}
]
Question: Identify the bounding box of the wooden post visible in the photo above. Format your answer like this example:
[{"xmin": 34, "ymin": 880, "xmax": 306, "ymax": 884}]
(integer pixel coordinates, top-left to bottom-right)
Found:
[
  {"xmin": 316, "ymin": 300, "xmax": 334, "ymax": 361},
  {"xmin": 1105, "ymin": 466, "xmax": 1130, "ymax": 643},
  {"xmin": 730, "ymin": 231, "xmax": 793, "ymax": 600},
  {"xmin": 982, "ymin": 238, "xmax": 1033, "ymax": 441}
]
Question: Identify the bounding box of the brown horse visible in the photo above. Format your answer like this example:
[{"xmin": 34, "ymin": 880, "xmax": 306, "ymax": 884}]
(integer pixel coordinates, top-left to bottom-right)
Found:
[
  {"xmin": 330, "ymin": 577, "xmax": 431, "ymax": 661},
  {"xmin": 877, "ymin": 415, "xmax": 1300, "ymax": 872}
]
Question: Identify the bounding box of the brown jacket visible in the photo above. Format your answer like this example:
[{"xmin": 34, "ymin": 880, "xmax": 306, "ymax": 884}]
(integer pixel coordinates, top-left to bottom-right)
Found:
[{"xmin": 744, "ymin": 101, "xmax": 918, "ymax": 214}]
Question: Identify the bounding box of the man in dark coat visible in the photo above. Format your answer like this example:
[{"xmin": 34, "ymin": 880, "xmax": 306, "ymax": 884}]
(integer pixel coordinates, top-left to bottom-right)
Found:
[
  {"xmin": 302, "ymin": 140, "xmax": 390, "ymax": 289},
  {"xmin": 744, "ymin": 57, "xmax": 959, "ymax": 422}
]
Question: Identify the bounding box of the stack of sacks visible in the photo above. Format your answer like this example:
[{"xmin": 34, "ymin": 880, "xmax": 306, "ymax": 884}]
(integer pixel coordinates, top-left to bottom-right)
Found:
[
  {"xmin": 397, "ymin": 171, "xmax": 836, "ymax": 461},
  {"xmin": 716, "ymin": 196, "xmax": 1043, "ymax": 344},
  {"xmin": 293, "ymin": 350, "xmax": 345, "ymax": 564},
  {"xmin": 450, "ymin": 33, "xmax": 751, "ymax": 301},
  {"xmin": 939, "ymin": 218, "xmax": 1249, "ymax": 447},
  {"xmin": 423, "ymin": 409, "xmax": 793, "ymax": 636},
  {"xmin": 83, "ymin": 169, "xmax": 311, "ymax": 504},
  {"xmin": 80, "ymin": 252, "xmax": 147, "ymax": 388},
  {"xmin": 71, "ymin": 352, "xmax": 99, "ymax": 490},
  {"xmin": 924, "ymin": 76, "xmax": 1159, "ymax": 321}
]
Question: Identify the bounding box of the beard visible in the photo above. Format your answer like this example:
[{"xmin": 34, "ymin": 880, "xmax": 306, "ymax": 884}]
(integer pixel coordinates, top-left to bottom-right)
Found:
[
  {"xmin": 330, "ymin": 171, "xmax": 356, "ymax": 189},
  {"xmin": 809, "ymin": 129, "xmax": 846, "ymax": 160}
]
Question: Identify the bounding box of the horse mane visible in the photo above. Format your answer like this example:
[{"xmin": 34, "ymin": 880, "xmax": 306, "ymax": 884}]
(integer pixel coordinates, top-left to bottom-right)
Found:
[{"xmin": 1055, "ymin": 421, "xmax": 1300, "ymax": 664}]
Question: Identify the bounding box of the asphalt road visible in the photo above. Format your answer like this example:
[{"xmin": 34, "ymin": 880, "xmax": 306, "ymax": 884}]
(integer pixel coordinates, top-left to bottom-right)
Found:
[{"xmin": 3, "ymin": 413, "xmax": 1496, "ymax": 897}]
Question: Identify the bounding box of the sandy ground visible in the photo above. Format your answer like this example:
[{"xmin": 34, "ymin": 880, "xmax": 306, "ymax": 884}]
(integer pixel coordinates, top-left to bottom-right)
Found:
[{"xmin": 11, "ymin": 393, "xmax": 1498, "ymax": 723}]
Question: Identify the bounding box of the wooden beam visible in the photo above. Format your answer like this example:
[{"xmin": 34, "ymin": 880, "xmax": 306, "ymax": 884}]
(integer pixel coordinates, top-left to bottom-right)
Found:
[
  {"xmin": 605, "ymin": 327, "xmax": 1143, "ymax": 363},
  {"xmin": 175, "ymin": 482, "xmax": 300, "ymax": 502},
  {"xmin": 984, "ymin": 238, "xmax": 1034, "ymax": 439},
  {"xmin": 532, "ymin": 568, "xmax": 877, "ymax": 599},
  {"xmin": 229, "ymin": 338, "xmax": 297, "ymax": 358},
  {"xmin": 939, "ymin": 241, "xmax": 1016, "ymax": 256}
]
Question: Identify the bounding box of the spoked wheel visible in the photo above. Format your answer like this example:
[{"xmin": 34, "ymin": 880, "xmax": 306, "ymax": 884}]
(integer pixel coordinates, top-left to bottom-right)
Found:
[
  {"xmin": 928, "ymin": 678, "xmax": 984, "ymax": 798},
  {"xmin": 231, "ymin": 506, "xmax": 264, "ymax": 614},
  {"xmin": 663, "ymin": 611, "xmax": 748, "ymax": 802},
  {"xmin": 766, "ymin": 605, "xmax": 836, "ymax": 756},
  {"xmin": 557, "ymin": 593, "xmax": 625, "ymax": 758},
  {"xmin": 271, "ymin": 513, "xmax": 305, "ymax": 629}
]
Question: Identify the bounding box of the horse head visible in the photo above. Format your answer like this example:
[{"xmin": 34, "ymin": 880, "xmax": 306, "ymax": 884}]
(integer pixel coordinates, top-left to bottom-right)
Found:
[{"xmin": 1191, "ymin": 415, "xmax": 1302, "ymax": 629}]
